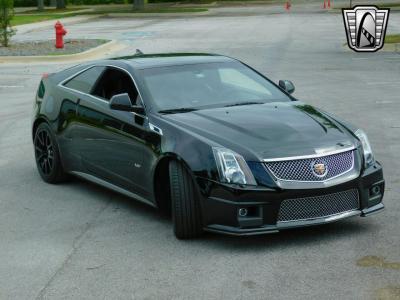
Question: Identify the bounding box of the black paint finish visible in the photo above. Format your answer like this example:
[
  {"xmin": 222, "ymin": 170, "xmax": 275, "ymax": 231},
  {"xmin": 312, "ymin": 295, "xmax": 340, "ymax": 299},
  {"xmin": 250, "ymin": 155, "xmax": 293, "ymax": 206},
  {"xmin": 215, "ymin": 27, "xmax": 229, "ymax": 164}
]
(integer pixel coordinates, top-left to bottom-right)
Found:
[{"xmin": 32, "ymin": 53, "xmax": 384, "ymax": 235}]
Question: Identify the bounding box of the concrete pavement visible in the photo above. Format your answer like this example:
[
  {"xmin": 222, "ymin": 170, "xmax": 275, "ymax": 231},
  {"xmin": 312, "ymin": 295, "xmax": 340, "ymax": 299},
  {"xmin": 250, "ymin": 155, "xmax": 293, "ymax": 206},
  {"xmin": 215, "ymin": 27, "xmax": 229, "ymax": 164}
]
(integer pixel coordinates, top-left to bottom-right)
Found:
[
  {"xmin": 0, "ymin": 40, "xmax": 127, "ymax": 64},
  {"xmin": 0, "ymin": 2, "xmax": 399, "ymax": 299},
  {"xmin": 14, "ymin": 15, "xmax": 102, "ymax": 35}
]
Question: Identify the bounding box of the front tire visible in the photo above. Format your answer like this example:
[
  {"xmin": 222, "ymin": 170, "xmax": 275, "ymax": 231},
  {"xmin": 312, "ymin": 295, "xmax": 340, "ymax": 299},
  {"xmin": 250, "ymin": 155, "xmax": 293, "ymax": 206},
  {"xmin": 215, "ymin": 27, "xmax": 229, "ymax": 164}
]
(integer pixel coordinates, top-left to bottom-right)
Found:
[
  {"xmin": 169, "ymin": 161, "xmax": 203, "ymax": 239},
  {"xmin": 34, "ymin": 122, "xmax": 67, "ymax": 183}
]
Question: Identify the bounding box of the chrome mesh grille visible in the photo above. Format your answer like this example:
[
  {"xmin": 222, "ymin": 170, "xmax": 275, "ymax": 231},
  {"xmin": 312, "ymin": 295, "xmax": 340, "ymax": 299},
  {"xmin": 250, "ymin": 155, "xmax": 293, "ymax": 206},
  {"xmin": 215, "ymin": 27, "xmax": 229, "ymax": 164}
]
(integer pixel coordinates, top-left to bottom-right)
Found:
[
  {"xmin": 277, "ymin": 189, "xmax": 359, "ymax": 222},
  {"xmin": 265, "ymin": 150, "xmax": 354, "ymax": 182}
]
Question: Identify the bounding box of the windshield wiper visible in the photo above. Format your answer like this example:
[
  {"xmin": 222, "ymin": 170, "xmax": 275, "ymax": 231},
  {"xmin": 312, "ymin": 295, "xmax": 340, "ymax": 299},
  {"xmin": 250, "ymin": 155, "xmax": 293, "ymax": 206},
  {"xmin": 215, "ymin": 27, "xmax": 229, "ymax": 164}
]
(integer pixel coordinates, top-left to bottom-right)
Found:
[
  {"xmin": 224, "ymin": 101, "xmax": 264, "ymax": 107},
  {"xmin": 158, "ymin": 107, "xmax": 199, "ymax": 114}
]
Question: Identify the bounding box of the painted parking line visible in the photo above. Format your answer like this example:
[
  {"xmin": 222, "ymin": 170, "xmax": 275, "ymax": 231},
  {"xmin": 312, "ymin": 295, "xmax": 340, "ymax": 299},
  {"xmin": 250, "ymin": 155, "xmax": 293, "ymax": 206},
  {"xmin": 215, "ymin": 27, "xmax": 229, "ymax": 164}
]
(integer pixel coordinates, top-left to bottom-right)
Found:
[
  {"xmin": 366, "ymin": 82, "xmax": 400, "ymax": 85},
  {"xmin": 375, "ymin": 100, "xmax": 397, "ymax": 104},
  {"xmin": 0, "ymin": 85, "xmax": 24, "ymax": 88},
  {"xmin": 120, "ymin": 31, "xmax": 155, "ymax": 39}
]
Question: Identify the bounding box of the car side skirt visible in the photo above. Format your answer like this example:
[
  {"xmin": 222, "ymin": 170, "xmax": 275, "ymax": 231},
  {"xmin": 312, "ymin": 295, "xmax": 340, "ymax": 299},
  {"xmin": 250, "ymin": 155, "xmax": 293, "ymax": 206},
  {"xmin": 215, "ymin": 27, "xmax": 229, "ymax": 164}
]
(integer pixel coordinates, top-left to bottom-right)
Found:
[{"xmin": 70, "ymin": 171, "xmax": 156, "ymax": 208}]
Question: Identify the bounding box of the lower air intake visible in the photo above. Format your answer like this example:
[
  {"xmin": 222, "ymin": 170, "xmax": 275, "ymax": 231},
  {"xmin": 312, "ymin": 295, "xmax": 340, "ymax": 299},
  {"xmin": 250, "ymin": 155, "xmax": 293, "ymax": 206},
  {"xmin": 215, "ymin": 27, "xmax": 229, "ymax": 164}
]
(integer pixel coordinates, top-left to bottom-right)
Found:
[{"xmin": 277, "ymin": 189, "xmax": 359, "ymax": 222}]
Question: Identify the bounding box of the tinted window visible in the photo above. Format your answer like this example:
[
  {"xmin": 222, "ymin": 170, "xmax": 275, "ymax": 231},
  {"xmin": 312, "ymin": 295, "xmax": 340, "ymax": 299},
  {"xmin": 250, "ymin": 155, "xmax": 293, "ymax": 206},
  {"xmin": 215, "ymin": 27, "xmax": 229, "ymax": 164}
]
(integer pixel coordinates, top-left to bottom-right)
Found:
[
  {"xmin": 91, "ymin": 67, "xmax": 139, "ymax": 104},
  {"xmin": 140, "ymin": 62, "xmax": 291, "ymax": 111},
  {"xmin": 64, "ymin": 66, "xmax": 105, "ymax": 94}
]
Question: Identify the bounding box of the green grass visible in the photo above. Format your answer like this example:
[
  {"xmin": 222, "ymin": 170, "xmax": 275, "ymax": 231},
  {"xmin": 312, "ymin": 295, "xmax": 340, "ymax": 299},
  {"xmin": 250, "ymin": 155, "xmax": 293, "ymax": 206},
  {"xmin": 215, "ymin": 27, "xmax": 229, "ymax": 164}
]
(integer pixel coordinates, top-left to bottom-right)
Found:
[
  {"xmin": 335, "ymin": 2, "xmax": 400, "ymax": 9},
  {"xmin": 20, "ymin": 8, "xmax": 85, "ymax": 14},
  {"xmin": 11, "ymin": 14, "xmax": 69, "ymax": 26},
  {"xmin": 376, "ymin": 2, "xmax": 400, "ymax": 8},
  {"xmin": 112, "ymin": 7, "xmax": 208, "ymax": 13},
  {"xmin": 385, "ymin": 34, "xmax": 400, "ymax": 44},
  {"xmin": 86, "ymin": 6, "xmax": 208, "ymax": 13},
  {"xmin": 12, "ymin": 5, "xmax": 207, "ymax": 25}
]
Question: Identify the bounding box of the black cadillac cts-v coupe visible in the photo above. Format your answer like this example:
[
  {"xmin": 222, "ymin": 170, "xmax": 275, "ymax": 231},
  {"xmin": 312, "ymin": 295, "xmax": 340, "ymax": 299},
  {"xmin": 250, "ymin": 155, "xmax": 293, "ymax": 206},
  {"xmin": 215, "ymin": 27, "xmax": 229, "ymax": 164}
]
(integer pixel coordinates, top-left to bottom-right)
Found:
[{"xmin": 32, "ymin": 53, "xmax": 384, "ymax": 239}]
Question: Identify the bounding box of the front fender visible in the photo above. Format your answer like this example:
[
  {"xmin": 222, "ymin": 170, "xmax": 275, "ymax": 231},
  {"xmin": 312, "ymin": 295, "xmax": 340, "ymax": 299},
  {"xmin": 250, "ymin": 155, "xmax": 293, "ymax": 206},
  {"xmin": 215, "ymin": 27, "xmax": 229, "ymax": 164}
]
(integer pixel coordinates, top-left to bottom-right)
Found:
[{"xmin": 150, "ymin": 114, "xmax": 220, "ymax": 181}]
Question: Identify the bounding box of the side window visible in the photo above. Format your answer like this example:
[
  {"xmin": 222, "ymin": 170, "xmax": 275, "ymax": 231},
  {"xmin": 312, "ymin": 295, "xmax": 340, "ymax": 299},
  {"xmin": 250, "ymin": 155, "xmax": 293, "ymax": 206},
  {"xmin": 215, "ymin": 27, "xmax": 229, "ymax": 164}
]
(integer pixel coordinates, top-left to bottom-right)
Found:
[
  {"xmin": 64, "ymin": 66, "xmax": 106, "ymax": 94},
  {"xmin": 91, "ymin": 67, "xmax": 139, "ymax": 105}
]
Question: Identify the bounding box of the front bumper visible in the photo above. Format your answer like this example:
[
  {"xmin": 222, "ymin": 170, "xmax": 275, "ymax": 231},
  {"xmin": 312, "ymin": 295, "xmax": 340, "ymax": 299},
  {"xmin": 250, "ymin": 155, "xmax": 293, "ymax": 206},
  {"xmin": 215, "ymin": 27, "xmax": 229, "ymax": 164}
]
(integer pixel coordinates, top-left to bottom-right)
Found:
[{"xmin": 197, "ymin": 162, "xmax": 385, "ymax": 236}]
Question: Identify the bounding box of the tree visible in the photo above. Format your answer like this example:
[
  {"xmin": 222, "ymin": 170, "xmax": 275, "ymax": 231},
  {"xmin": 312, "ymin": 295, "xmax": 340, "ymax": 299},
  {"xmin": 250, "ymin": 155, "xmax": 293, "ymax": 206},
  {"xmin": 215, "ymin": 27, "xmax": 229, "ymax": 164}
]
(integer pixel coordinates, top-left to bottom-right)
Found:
[
  {"xmin": 0, "ymin": 0, "xmax": 15, "ymax": 47},
  {"xmin": 56, "ymin": 0, "xmax": 65, "ymax": 9},
  {"xmin": 133, "ymin": 0, "xmax": 146, "ymax": 10}
]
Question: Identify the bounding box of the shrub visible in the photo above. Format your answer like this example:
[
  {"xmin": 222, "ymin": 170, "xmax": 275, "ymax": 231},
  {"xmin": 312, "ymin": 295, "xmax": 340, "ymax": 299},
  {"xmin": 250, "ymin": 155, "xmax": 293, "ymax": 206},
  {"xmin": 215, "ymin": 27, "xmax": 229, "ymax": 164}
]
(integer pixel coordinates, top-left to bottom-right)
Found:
[
  {"xmin": 66, "ymin": 0, "xmax": 125, "ymax": 4},
  {"xmin": 0, "ymin": 0, "xmax": 15, "ymax": 47},
  {"xmin": 14, "ymin": 0, "xmax": 49, "ymax": 7}
]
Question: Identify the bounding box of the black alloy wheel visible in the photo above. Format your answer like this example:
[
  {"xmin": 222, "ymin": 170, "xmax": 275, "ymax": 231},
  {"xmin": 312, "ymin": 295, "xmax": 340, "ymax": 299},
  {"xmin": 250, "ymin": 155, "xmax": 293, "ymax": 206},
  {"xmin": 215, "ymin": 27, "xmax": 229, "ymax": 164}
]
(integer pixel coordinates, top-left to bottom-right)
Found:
[
  {"xmin": 34, "ymin": 123, "xmax": 67, "ymax": 183},
  {"xmin": 35, "ymin": 128, "xmax": 54, "ymax": 175}
]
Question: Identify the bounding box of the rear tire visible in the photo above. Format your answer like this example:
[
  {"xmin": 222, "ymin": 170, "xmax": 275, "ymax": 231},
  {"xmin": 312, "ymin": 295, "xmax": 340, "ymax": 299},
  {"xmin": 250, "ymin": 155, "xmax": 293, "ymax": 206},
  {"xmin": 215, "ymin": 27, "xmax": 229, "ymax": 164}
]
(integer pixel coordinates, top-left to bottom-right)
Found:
[
  {"xmin": 34, "ymin": 122, "xmax": 67, "ymax": 184},
  {"xmin": 169, "ymin": 160, "xmax": 203, "ymax": 239}
]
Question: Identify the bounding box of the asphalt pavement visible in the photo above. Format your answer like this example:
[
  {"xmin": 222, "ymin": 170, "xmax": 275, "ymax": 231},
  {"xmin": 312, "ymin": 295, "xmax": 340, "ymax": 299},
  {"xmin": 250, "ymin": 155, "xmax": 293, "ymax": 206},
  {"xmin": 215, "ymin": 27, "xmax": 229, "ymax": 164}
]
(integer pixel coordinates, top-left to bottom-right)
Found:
[{"xmin": 0, "ymin": 2, "xmax": 400, "ymax": 299}]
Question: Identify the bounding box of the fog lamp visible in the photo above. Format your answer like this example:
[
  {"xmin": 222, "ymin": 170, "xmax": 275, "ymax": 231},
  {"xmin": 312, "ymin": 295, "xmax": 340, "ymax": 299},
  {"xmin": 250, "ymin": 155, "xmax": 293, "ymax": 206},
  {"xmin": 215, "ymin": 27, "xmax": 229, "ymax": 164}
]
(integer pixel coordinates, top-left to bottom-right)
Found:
[
  {"xmin": 371, "ymin": 185, "xmax": 381, "ymax": 195},
  {"xmin": 238, "ymin": 208, "xmax": 248, "ymax": 217}
]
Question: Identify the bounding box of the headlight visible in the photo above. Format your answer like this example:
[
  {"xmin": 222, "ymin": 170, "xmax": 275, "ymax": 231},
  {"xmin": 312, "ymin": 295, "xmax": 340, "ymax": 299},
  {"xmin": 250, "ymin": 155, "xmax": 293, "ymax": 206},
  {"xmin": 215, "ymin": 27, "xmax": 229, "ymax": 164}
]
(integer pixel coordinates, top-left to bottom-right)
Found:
[
  {"xmin": 355, "ymin": 129, "xmax": 375, "ymax": 168},
  {"xmin": 213, "ymin": 147, "xmax": 257, "ymax": 185}
]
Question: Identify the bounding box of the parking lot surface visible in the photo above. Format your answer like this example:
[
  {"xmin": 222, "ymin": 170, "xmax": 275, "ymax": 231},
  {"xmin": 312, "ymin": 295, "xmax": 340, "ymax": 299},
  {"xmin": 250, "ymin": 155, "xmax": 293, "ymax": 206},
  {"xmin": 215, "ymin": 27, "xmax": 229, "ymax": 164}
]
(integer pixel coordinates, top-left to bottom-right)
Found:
[{"xmin": 1, "ymin": 3, "xmax": 400, "ymax": 299}]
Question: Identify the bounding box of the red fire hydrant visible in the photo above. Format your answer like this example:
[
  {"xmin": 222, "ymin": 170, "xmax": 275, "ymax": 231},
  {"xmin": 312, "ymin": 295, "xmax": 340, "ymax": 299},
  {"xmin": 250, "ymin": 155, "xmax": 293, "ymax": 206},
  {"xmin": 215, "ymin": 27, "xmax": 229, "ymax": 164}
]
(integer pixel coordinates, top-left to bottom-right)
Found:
[{"xmin": 55, "ymin": 21, "xmax": 67, "ymax": 49}]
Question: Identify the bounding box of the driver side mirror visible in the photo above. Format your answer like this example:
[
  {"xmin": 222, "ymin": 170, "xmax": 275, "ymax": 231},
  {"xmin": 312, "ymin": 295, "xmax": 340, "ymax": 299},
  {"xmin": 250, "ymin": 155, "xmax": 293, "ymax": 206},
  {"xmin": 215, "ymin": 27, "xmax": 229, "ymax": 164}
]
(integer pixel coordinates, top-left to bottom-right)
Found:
[
  {"xmin": 110, "ymin": 93, "xmax": 145, "ymax": 115},
  {"xmin": 278, "ymin": 80, "xmax": 295, "ymax": 94}
]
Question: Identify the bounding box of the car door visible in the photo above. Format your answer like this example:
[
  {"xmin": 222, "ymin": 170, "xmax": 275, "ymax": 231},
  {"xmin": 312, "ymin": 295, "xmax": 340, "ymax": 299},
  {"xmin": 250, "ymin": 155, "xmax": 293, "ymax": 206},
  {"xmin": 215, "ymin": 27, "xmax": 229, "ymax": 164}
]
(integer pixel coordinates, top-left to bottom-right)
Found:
[
  {"xmin": 58, "ymin": 66, "xmax": 107, "ymax": 171},
  {"xmin": 76, "ymin": 66, "xmax": 155, "ymax": 200}
]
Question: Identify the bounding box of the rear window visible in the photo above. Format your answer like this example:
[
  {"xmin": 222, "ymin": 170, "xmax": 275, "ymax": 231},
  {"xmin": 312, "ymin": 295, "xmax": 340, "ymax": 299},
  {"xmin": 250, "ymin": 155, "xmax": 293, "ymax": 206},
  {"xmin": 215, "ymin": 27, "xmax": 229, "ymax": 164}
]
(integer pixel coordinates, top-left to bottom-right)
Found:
[{"xmin": 64, "ymin": 66, "xmax": 106, "ymax": 94}]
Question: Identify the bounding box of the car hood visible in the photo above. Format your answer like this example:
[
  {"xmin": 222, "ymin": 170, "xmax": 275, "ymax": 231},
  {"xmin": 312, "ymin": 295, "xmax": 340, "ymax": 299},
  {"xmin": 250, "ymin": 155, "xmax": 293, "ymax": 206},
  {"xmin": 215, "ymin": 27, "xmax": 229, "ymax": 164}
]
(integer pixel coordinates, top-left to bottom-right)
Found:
[{"xmin": 162, "ymin": 101, "xmax": 358, "ymax": 161}]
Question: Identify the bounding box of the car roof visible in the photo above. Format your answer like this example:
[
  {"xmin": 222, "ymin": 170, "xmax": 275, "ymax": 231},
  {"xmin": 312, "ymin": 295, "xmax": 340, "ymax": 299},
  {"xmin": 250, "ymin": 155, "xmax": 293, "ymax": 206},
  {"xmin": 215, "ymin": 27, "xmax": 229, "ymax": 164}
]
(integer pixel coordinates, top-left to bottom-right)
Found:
[{"xmin": 111, "ymin": 53, "xmax": 237, "ymax": 69}]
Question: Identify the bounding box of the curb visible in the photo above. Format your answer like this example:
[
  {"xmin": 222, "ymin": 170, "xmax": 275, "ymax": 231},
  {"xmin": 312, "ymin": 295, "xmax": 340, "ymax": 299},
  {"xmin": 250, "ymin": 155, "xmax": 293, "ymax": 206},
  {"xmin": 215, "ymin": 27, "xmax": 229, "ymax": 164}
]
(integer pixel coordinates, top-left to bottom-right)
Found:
[
  {"xmin": 14, "ymin": 14, "xmax": 102, "ymax": 34},
  {"xmin": 0, "ymin": 40, "xmax": 127, "ymax": 64},
  {"xmin": 106, "ymin": 11, "xmax": 211, "ymax": 18},
  {"xmin": 381, "ymin": 43, "xmax": 400, "ymax": 52},
  {"xmin": 18, "ymin": 8, "xmax": 93, "ymax": 16}
]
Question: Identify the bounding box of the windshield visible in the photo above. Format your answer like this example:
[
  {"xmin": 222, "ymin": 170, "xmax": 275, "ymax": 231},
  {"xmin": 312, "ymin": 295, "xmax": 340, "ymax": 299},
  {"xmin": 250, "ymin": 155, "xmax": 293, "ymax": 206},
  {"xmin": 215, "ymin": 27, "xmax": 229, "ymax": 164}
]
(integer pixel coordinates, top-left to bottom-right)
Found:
[{"xmin": 140, "ymin": 61, "xmax": 292, "ymax": 112}]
